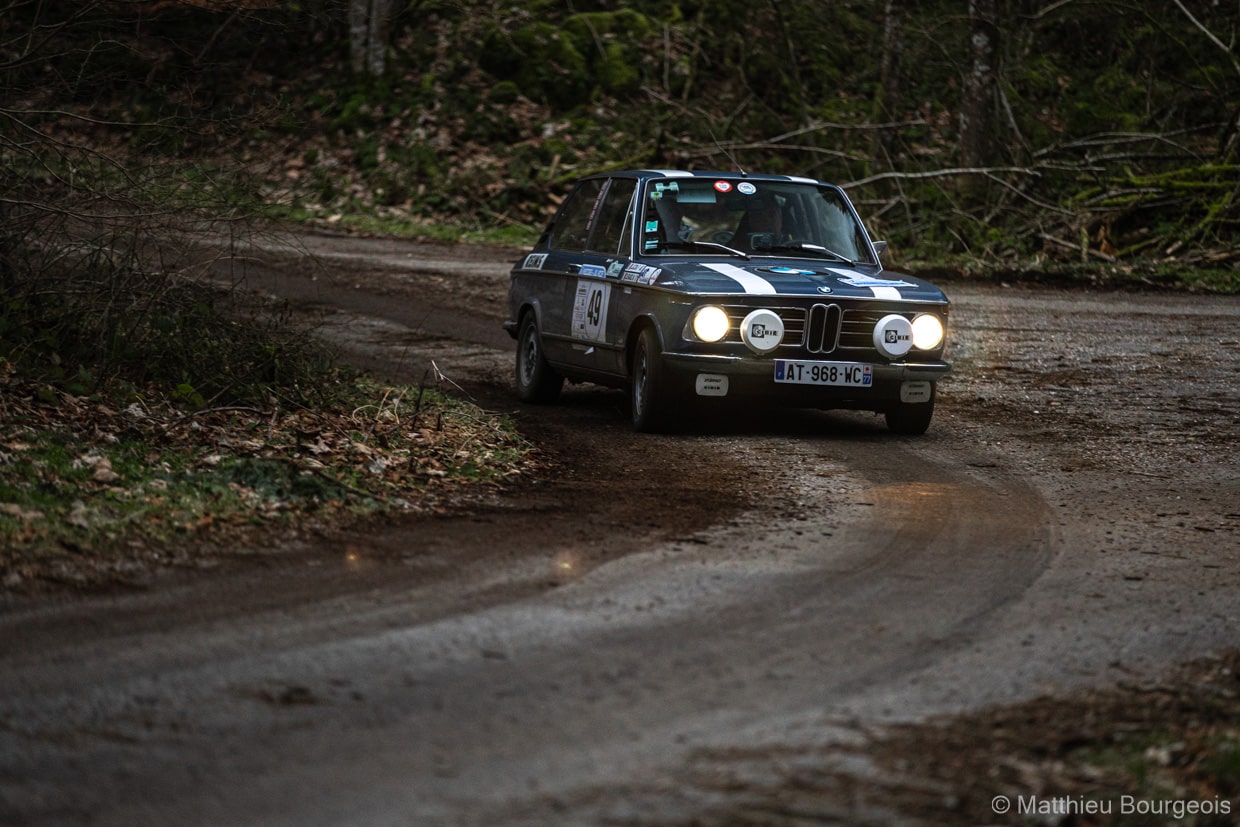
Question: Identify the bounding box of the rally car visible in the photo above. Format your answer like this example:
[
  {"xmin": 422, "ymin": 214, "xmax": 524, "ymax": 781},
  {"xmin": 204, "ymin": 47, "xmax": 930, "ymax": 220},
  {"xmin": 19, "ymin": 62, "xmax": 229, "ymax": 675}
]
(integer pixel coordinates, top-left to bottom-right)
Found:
[{"xmin": 504, "ymin": 169, "xmax": 950, "ymax": 434}]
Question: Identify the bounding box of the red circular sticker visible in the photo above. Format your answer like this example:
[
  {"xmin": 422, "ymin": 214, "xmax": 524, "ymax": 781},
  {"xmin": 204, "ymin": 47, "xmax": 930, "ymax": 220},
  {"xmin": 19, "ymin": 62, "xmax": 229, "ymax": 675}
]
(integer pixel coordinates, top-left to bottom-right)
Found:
[{"xmin": 714, "ymin": 181, "xmax": 732, "ymax": 193}]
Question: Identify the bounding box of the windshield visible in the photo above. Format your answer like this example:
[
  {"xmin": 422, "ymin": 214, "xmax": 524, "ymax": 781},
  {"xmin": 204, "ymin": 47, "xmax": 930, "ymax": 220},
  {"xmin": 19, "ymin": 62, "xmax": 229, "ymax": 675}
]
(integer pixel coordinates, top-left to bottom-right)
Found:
[{"xmin": 640, "ymin": 178, "xmax": 874, "ymax": 264}]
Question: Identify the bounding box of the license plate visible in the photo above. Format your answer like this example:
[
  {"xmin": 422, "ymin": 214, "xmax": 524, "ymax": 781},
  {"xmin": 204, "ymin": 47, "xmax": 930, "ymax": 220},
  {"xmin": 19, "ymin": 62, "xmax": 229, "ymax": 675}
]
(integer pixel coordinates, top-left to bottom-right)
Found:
[{"xmin": 774, "ymin": 360, "xmax": 873, "ymax": 387}]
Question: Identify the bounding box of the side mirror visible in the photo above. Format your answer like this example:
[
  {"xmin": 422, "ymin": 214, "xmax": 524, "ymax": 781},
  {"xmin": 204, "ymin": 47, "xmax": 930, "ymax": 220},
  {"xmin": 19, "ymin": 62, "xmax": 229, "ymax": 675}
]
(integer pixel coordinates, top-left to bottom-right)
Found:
[{"xmin": 872, "ymin": 240, "xmax": 888, "ymax": 260}]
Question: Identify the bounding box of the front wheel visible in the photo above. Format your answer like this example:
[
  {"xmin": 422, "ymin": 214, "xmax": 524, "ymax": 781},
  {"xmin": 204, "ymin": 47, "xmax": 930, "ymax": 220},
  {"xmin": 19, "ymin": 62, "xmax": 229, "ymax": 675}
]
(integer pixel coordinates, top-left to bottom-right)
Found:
[
  {"xmin": 884, "ymin": 384, "xmax": 936, "ymax": 435},
  {"xmin": 515, "ymin": 313, "xmax": 563, "ymax": 403},
  {"xmin": 630, "ymin": 326, "xmax": 671, "ymax": 432}
]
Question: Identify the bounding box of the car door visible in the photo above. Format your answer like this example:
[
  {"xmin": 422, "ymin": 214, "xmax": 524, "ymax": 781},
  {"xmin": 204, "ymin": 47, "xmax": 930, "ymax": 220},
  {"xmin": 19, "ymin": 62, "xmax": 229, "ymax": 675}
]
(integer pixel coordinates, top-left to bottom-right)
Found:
[
  {"xmin": 534, "ymin": 177, "xmax": 604, "ymax": 369},
  {"xmin": 581, "ymin": 176, "xmax": 636, "ymax": 376},
  {"xmin": 541, "ymin": 176, "xmax": 636, "ymax": 377}
]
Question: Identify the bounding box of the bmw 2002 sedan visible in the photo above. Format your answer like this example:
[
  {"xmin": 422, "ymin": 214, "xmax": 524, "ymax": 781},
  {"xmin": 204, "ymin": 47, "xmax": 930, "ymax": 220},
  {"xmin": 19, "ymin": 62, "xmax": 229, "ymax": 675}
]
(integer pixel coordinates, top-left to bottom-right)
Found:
[{"xmin": 504, "ymin": 169, "xmax": 950, "ymax": 434}]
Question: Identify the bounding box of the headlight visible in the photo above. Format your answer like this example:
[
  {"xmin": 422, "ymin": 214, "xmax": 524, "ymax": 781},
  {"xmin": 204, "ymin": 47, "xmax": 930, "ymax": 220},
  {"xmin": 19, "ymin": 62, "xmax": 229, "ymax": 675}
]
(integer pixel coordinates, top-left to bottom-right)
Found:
[
  {"xmin": 911, "ymin": 314, "xmax": 945, "ymax": 350},
  {"xmin": 691, "ymin": 305, "xmax": 730, "ymax": 343}
]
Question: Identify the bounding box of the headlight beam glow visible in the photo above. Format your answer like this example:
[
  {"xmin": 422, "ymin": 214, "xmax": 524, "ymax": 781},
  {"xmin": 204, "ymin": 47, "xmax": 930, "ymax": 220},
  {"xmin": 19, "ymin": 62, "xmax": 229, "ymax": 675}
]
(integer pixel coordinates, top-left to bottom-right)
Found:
[
  {"xmin": 911, "ymin": 314, "xmax": 945, "ymax": 350},
  {"xmin": 691, "ymin": 305, "xmax": 730, "ymax": 343}
]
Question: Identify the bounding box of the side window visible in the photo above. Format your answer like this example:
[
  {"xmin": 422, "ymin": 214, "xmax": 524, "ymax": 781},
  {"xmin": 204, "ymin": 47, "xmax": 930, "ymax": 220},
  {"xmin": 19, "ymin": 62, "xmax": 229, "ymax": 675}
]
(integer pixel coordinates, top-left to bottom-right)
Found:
[
  {"xmin": 549, "ymin": 179, "xmax": 604, "ymax": 251},
  {"xmin": 587, "ymin": 179, "xmax": 636, "ymax": 255}
]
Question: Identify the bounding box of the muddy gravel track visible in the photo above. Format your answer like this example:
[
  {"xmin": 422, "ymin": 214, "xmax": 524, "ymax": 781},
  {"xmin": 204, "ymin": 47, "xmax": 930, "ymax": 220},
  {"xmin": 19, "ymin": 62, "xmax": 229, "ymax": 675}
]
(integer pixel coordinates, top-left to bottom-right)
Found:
[{"xmin": 0, "ymin": 233, "xmax": 1237, "ymax": 826}]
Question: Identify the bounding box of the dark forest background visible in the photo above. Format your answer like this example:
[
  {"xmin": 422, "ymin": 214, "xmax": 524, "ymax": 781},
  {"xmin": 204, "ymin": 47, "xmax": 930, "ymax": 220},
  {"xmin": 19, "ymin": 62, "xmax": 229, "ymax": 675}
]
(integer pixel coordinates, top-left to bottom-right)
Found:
[
  {"xmin": 3, "ymin": 0, "xmax": 1239, "ymax": 278},
  {"xmin": 1, "ymin": 1, "xmax": 1238, "ymax": 556}
]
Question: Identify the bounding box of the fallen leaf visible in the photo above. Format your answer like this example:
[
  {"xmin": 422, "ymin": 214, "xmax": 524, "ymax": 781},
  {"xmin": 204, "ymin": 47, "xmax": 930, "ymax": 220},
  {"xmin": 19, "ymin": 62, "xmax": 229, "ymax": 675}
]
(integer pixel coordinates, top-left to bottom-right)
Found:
[
  {"xmin": 0, "ymin": 503, "xmax": 45, "ymax": 521},
  {"xmin": 67, "ymin": 501, "xmax": 91, "ymax": 528},
  {"xmin": 92, "ymin": 457, "xmax": 120, "ymax": 483}
]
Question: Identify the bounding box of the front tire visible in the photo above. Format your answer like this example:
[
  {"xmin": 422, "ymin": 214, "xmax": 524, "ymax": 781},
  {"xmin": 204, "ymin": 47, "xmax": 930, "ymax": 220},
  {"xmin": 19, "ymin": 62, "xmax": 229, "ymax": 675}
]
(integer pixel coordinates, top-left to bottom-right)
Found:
[
  {"xmin": 630, "ymin": 326, "xmax": 671, "ymax": 432},
  {"xmin": 515, "ymin": 313, "xmax": 563, "ymax": 404},
  {"xmin": 884, "ymin": 384, "xmax": 936, "ymax": 435}
]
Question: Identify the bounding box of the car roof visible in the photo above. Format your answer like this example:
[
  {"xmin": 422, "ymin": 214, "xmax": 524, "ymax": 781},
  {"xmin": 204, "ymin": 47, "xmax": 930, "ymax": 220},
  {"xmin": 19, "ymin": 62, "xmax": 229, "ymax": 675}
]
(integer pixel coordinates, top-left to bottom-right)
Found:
[{"xmin": 583, "ymin": 169, "xmax": 828, "ymax": 187}]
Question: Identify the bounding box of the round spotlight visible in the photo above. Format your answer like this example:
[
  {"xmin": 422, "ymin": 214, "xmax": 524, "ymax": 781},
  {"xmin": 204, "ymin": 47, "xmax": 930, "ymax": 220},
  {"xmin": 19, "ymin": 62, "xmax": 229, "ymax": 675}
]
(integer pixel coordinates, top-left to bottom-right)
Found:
[
  {"xmin": 911, "ymin": 314, "xmax": 945, "ymax": 350},
  {"xmin": 691, "ymin": 305, "xmax": 730, "ymax": 343},
  {"xmin": 872, "ymin": 314, "xmax": 913, "ymax": 358},
  {"xmin": 740, "ymin": 309, "xmax": 785, "ymax": 354}
]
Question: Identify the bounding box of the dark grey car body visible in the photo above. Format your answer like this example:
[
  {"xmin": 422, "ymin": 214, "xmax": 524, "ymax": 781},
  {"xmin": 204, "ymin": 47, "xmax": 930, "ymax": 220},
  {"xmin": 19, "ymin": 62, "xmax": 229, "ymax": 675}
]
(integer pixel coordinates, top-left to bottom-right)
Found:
[{"xmin": 504, "ymin": 169, "xmax": 951, "ymax": 433}]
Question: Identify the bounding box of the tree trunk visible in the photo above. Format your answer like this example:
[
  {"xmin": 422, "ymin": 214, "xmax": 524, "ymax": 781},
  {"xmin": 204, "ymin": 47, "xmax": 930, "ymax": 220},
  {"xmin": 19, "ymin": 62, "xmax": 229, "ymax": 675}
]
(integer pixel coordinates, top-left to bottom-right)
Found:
[
  {"xmin": 871, "ymin": 0, "xmax": 904, "ymax": 158},
  {"xmin": 1220, "ymin": 107, "xmax": 1240, "ymax": 164},
  {"xmin": 769, "ymin": 0, "xmax": 808, "ymax": 128},
  {"xmin": 958, "ymin": 0, "xmax": 998, "ymax": 177},
  {"xmin": 349, "ymin": 0, "xmax": 391, "ymax": 77}
]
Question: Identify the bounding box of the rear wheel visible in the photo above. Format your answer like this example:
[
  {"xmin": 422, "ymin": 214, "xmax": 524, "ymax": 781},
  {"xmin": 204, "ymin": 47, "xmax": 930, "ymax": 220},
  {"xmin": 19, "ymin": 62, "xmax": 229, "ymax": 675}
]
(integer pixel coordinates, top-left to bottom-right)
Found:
[
  {"xmin": 884, "ymin": 384, "xmax": 936, "ymax": 435},
  {"xmin": 630, "ymin": 326, "xmax": 670, "ymax": 432},
  {"xmin": 515, "ymin": 313, "xmax": 563, "ymax": 403}
]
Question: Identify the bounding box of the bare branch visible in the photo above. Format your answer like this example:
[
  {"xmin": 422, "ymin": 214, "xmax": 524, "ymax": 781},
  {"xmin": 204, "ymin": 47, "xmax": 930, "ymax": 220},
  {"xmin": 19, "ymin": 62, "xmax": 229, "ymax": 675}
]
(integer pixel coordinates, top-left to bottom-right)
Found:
[
  {"xmin": 0, "ymin": 106, "xmax": 158, "ymax": 130},
  {"xmin": 1031, "ymin": 129, "xmax": 1208, "ymax": 160},
  {"xmin": 1040, "ymin": 233, "xmax": 1115, "ymax": 261},
  {"xmin": 0, "ymin": 1, "xmax": 111, "ymax": 69},
  {"xmin": 1026, "ymin": 0, "xmax": 1078, "ymax": 21},
  {"xmin": 689, "ymin": 142, "xmax": 863, "ymax": 163},
  {"xmin": 1170, "ymin": 0, "xmax": 1240, "ymax": 77},
  {"xmin": 0, "ymin": 196, "xmax": 184, "ymax": 223},
  {"xmin": 764, "ymin": 118, "xmax": 928, "ymax": 142},
  {"xmin": 0, "ymin": 108, "xmax": 140, "ymax": 188},
  {"xmin": 842, "ymin": 166, "xmax": 1041, "ymax": 189}
]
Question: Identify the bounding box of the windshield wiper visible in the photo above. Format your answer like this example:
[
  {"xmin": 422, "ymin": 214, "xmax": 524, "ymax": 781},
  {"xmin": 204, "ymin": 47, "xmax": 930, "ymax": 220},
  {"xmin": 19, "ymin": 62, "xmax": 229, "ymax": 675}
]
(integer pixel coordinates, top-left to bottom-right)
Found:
[
  {"xmin": 661, "ymin": 240, "xmax": 750, "ymax": 260},
  {"xmin": 756, "ymin": 242, "xmax": 855, "ymax": 265}
]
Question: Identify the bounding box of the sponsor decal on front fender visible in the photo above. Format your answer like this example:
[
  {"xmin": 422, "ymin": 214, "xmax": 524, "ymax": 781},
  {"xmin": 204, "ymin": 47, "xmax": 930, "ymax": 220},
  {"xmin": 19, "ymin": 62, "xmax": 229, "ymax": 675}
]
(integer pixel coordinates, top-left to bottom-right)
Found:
[
  {"xmin": 622, "ymin": 263, "xmax": 662, "ymax": 284},
  {"xmin": 836, "ymin": 275, "xmax": 916, "ymax": 288},
  {"xmin": 834, "ymin": 272, "xmax": 915, "ymax": 299}
]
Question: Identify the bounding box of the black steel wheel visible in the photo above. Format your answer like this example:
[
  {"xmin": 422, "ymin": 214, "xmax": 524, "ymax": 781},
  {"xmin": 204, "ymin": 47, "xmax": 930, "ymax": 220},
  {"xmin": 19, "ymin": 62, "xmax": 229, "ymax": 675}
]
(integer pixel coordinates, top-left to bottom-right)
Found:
[
  {"xmin": 630, "ymin": 326, "xmax": 670, "ymax": 432},
  {"xmin": 515, "ymin": 313, "xmax": 563, "ymax": 404}
]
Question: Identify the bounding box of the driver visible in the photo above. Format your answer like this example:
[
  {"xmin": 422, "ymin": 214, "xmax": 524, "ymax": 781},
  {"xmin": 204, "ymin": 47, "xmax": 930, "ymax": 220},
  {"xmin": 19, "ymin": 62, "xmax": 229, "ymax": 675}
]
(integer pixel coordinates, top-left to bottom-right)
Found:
[{"xmin": 740, "ymin": 194, "xmax": 784, "ymax": 250}]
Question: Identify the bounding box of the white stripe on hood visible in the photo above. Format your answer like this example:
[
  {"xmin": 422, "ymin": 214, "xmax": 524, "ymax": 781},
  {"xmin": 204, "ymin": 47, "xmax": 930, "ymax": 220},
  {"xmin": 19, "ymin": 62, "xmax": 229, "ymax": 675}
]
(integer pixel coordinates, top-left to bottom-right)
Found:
[{"xmin": 703, "ymin": 262, "xmax": 777, "ymax": 295}]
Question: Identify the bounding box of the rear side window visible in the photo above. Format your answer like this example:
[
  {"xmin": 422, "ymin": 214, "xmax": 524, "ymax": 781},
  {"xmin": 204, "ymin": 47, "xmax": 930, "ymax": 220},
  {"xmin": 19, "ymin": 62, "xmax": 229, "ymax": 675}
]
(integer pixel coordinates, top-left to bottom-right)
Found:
[
  {"xmin": 549, "ymin": 179, "xmax": 605, "ymax": 251},
  {"xmin": 588, "ymin": 179, "xmax": 636, "ymax": 255}
]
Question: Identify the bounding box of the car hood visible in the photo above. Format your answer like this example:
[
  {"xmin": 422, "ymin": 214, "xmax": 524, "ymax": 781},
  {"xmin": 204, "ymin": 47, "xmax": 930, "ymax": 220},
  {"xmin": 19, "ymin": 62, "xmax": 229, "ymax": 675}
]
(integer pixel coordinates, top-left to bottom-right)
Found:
[{"xmin": 650, "ymin": 259, "xmax": 948, "ymax": 303}]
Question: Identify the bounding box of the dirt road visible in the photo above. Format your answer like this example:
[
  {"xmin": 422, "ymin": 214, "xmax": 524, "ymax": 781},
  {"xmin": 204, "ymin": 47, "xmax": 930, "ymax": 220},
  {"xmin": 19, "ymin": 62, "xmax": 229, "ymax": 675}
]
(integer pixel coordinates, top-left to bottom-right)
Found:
[{"xmin": 1, "ymin": 234, "xmax": 1237, "ymax": 825}]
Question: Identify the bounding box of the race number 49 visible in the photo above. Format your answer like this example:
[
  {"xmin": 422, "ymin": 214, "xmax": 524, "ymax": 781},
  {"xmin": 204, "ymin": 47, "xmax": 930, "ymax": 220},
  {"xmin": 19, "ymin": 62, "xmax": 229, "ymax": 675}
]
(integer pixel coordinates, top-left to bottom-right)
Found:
[{"xmin": 572, "ymin": 280, "xmax": 611, "ymax": 343}]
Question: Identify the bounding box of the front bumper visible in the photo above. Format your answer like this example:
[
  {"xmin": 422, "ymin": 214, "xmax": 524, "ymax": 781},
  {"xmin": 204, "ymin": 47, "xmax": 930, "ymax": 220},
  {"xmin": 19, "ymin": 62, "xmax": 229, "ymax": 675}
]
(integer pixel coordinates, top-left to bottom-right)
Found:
[{"xmin": 661, "ymin": 351, "xmax": 950, "ymax": 406}]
